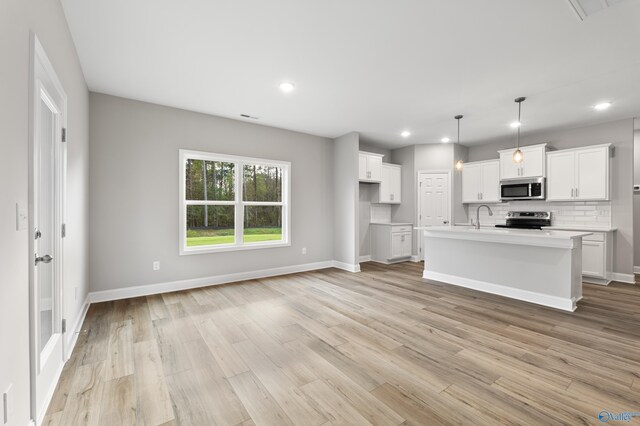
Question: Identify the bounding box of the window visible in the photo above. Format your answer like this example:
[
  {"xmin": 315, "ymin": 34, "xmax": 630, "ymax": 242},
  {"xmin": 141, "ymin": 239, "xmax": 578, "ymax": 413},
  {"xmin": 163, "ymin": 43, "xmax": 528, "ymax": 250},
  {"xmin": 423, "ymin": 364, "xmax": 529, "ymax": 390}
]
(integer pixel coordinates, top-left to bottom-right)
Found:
[{"xmin": 179, "ymin": 150, "xmax": 290, "ymax": 254}]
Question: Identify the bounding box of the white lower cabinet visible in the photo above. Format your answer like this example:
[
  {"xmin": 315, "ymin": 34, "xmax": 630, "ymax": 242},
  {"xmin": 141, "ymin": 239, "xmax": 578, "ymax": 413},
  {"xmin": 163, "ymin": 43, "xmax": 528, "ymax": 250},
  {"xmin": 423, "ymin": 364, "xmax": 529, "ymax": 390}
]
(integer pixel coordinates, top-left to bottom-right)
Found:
[
  {"xmin": 371, "ymin": 224, "xmax": 412, "ymax": 264},
  {"xmin": 582, "ymin": 241, "xmax": 605, "ymax": 278},
  {"xmin": 581, "ymin": 232, "xmax": 608, "ymax": 280}
]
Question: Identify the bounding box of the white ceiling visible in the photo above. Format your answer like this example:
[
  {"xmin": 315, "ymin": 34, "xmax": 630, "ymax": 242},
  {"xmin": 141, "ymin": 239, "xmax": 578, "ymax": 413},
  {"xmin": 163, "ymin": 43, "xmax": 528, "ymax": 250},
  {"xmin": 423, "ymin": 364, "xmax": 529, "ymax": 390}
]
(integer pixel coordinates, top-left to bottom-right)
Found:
[{"xmin": 61, "ymin": 0, "xmax": 640, "ymax": 148}]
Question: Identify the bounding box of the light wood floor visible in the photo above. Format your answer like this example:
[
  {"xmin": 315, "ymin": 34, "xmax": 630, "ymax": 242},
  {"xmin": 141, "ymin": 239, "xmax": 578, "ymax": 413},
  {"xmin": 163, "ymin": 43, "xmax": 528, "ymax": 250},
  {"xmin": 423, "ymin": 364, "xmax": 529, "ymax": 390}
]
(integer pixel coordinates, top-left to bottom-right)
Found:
[{"xmin": 45, "ymin": 262, "xmax": 640, "ymax": 425}]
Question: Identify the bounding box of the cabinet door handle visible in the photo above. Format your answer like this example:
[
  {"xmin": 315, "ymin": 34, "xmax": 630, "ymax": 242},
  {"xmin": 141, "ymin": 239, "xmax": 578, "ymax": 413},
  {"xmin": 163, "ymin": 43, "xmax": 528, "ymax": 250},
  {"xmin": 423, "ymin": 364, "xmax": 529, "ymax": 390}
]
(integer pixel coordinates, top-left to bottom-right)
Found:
[
  {"xmin": 575, "ymin": 188, "xmax": 579, "ymax": 198},
  {"xmin": 480, "ymin": 192, "xmax": 483, "ymax": 200},
  {"xmin": 571, "ymin": 188, "xmax": 574, "ymax": 198}
]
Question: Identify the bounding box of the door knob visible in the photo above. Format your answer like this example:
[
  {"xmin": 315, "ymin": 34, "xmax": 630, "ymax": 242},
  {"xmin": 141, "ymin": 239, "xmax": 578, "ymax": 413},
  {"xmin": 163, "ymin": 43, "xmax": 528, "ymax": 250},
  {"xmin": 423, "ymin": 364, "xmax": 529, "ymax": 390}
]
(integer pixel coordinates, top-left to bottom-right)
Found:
[{"xmin": 35, "ymin": 254, "xmax": 53, "ymax": 265}]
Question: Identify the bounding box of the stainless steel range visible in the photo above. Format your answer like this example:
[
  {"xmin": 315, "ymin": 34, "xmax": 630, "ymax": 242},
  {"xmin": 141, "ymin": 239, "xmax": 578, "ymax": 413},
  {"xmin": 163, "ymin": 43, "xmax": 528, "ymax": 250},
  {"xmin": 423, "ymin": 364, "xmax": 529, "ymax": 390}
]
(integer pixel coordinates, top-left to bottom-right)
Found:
[{"xmin": 494, "ymin": 211, "xmax": 551, "ymax": 230}]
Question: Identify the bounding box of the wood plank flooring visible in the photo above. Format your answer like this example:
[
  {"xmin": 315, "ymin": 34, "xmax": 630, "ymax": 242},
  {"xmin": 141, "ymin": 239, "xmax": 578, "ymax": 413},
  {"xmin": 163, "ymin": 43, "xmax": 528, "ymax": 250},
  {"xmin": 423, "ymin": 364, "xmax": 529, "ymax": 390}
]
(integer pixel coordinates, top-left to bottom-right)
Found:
[{"xmin": 45, "ymin": 262, "xmax": 640, "ymax": 425}]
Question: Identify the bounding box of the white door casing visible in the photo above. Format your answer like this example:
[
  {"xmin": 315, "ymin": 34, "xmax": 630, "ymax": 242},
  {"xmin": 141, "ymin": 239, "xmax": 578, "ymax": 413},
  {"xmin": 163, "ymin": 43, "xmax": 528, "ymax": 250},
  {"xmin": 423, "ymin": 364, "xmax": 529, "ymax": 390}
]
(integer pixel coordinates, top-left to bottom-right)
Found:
[
  {"xmin": 417, "ymin": 171, "xmax": 451, "ymax": 260},
  {"xmin": 29, "ymin": 34, "xmax": 67, "ymax": 425}
]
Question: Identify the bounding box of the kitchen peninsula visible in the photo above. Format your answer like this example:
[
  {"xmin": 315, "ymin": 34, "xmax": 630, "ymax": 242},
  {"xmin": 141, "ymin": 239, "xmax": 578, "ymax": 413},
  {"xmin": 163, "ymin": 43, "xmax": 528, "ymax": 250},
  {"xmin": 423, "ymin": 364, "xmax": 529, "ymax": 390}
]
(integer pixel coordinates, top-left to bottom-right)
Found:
[{"xmin": 418, "ymin": 226, "xmax": 592, "ymax": 311}]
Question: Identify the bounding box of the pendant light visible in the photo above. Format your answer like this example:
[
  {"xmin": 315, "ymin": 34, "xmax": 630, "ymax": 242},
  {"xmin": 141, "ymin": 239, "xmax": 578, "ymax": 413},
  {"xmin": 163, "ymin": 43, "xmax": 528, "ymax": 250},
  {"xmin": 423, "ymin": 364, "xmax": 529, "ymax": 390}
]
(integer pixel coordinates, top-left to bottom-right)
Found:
[
  {"xmin": 512, "ymin": 97, "xmax": 526, "ymax": 163},
  {"xmin": 454, "ymin": 115, "xmax": 464, "ymax": 170}
]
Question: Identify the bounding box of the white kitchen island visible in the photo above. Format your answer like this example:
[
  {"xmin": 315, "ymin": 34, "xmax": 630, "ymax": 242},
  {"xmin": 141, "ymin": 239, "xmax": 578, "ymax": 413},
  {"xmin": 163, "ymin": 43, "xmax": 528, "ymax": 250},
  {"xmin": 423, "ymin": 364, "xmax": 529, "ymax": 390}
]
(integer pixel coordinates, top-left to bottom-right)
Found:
[{"xmin": 418, "ymin": 226, "xmax": 592, "ymax": 312}]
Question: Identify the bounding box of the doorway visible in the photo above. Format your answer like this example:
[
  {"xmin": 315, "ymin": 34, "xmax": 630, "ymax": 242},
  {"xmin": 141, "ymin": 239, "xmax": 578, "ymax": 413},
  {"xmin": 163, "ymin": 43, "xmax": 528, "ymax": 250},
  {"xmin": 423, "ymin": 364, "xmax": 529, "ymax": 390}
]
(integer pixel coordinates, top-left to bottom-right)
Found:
[
  {"xmin": 29, "ymin": 34, "xmax": 67, "ymax": 425},
  {"xmin": 417, "ymin": 171, "xmax": 451, "ymax": 260}
]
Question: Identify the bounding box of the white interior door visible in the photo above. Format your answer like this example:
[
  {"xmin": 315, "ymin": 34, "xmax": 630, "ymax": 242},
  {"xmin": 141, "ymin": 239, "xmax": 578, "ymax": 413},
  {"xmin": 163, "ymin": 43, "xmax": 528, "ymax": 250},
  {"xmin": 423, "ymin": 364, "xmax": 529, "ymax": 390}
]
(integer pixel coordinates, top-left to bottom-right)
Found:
[
  {"xmin": 30, "ymin": 35, "xmax": 67, "ymax": 425},
  {"xmin": 418, "ymin": 172, "xmax": 450, "ymax": 260}
]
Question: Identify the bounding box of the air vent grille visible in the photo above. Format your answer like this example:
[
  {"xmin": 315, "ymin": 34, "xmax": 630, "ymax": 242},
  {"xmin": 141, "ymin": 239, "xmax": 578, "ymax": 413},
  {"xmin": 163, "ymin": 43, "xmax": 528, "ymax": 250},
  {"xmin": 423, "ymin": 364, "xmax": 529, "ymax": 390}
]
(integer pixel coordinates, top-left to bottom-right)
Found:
[{"xmin": 568, "ymin": 0, "xmax": 630, "ymax": 20}]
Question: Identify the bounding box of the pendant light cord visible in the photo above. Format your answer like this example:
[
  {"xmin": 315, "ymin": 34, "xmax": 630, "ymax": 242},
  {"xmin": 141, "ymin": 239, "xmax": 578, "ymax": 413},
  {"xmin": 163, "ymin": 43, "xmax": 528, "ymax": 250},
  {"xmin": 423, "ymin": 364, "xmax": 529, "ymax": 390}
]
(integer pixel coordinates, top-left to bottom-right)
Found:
[
  {"xmin": 455, "ymin": 114, "xmax": 463, "ymax": 145},
  {"xmin": 517, "ymin": 101, "xmax": 522, "ymax": 150}
]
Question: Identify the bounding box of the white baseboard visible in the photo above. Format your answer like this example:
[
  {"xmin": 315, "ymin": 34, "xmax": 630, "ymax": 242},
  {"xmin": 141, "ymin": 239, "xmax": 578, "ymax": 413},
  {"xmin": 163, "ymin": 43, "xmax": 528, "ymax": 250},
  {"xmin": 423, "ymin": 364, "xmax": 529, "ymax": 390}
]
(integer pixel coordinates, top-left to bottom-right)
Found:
[
  {"xmin": 634, "ymin": 266, "xmax": 640, "ymax": 274},
  {"xmin": 410, "ymin": 255, "xmax": 421, "ymax": 262},
  {"xmin": 332, "ymin": 261, "xmax": 361, "ymax": 273},
  {"xmin": 582, "ymin": 276, "xmax": 611, "ymax": 286},
  {"xmin": 36, "ymin": 360, "xmax": 65, "ymax": 426},
  {"xmin": 608, "ymin": 272, "xmax": 636, "ymax": 284},
  {"xmin": 88, "ymin": 261, "xmax": 335, "ymax": 303},
  {"xmin": 359, "ymin": 255, "xmax": 371, "ymax": 263},
  {"xmin": 423, "ymin": 270, "xmax": 578, "ymax": 312},
  {"xmin": 65, "ymin": 295, "xmax": 90, "ymax": 359}
]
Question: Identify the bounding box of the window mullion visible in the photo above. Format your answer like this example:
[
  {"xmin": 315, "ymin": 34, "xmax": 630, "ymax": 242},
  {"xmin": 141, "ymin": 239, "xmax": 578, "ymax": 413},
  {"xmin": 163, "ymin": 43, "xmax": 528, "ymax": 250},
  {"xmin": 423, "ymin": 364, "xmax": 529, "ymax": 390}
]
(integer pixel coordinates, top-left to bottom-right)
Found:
[{"xmin": 235, "ymin": 161, "xmax": 243, "ymax": 245}]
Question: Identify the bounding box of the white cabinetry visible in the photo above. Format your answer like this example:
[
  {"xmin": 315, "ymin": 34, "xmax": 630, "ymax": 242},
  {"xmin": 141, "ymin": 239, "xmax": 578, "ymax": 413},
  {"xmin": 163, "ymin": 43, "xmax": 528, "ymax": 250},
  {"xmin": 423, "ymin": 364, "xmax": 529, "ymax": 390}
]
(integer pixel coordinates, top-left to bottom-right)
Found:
[
  {"xmin": 461, "ymin": 160, "xmax": 499, "ymax": 203},
  {"xmin": 358, "ymin": 151, "xmax": 383, "ymax": 182},
  {"xmin": 546, "ymin": 144, "xmax": 611, "ymax": 201},
  {"xmin": 371, "ymin": 224, "xmax": 412, "ymax": 264},
  {"xmin": 377, "ymin": 164, "xmax": 401, "ymax": 204},
  {"xmin": 581, "ymin": 231, "xmax": 612, "ymax": 283},
  {"xmin": 499, "ymin": 144, "xmax": 547, "ymax": 180}
]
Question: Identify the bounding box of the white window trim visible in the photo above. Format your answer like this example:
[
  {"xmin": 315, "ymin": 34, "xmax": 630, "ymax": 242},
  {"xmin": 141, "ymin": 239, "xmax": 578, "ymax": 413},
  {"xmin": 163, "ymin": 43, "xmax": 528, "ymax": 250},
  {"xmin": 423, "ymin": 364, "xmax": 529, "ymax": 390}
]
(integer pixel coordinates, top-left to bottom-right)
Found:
[{"xmin": 179, "ymin": 149, "xmax": 291, "ymax": 255}]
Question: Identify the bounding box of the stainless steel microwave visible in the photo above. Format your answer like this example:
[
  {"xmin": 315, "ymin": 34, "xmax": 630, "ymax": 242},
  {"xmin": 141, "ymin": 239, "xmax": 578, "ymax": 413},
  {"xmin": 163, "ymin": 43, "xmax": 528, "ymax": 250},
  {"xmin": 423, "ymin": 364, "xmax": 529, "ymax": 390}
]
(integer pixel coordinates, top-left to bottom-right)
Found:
[{"xmin": 500, "ymin": 177, "xmax": 546, "ymax": 201}]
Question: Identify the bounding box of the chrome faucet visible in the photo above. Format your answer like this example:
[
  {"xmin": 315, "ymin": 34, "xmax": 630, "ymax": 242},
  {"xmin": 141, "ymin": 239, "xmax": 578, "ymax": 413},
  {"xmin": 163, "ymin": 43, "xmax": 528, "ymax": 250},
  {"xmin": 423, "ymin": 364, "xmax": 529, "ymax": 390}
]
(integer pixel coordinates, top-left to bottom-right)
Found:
[{"xmin": 475, "ymin": 205, "xmax": 493, "ymax": 229}]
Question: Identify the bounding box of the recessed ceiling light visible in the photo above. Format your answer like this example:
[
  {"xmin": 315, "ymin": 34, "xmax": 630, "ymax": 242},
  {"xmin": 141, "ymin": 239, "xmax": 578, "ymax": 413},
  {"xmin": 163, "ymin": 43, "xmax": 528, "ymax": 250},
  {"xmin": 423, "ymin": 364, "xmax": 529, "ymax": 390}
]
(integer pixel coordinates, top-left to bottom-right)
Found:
[
  {"xmin": 594, "ymin": 102, "xmax": 611, "ymax": 111},
  {"xmin": 401, "ymin": 130, "xmax": 411, "ymax": 138},
  {"xmin": 279, "ymin": 81, "xmax": 295, "ymax": 93},
  {"xmin": 510, "ymin": 121, "xmax": 521, "ymax": 128},
  {"xmin": 441, "ymin": 137, "xmax": 450, "ymax": 143}
]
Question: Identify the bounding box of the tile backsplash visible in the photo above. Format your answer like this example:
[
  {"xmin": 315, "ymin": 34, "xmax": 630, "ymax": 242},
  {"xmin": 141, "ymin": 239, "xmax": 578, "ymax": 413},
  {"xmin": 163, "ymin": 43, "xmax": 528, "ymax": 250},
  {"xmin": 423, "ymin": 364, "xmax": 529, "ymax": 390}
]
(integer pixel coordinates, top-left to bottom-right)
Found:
[{"xmin": 468, "ymin": 200, "xmax": 612, "ymax": 228}]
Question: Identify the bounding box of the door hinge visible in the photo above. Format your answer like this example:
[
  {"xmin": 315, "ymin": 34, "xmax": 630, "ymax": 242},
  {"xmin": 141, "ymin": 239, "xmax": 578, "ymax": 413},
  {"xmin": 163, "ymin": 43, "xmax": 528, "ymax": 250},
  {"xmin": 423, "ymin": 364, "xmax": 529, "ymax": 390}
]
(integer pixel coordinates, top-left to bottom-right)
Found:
[
  {"xmin": 62, "ymin": 319, "xmax": 67, "ymax": 333},
  {"xmin": 61, "ymin": 127, "xmax": 67, "ymax": 142},
  {"xmin": 61, "ymin": 223, "xmax": 66, "ymax": 238}
]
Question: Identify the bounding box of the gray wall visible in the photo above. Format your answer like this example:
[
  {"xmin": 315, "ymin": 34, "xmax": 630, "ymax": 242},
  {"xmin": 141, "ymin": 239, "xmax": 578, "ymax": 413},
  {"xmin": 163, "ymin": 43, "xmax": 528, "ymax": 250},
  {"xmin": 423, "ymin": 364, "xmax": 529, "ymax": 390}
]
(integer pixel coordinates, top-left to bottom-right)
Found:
[
  {"xmin": 634, "ymin": 128, "xmax": 640, "ymax": 268},
  {"xmin": 390, "ymin": 145, "xmax": 416, "ymax": 225},
  {"xmin": 0, "ymin": 0, "xmax": 89, "ymax": 423},
  {"xmin": 358, "ymin": 183, "xmax": 376, "ymax": 258},
  {"xmin": 468, "ymin": 118, "xmax": 635, "ymax": 277},
  {"xmin": 333, "ymin": 132, "xmax": 360, "ymax": 266},
  {"xmin": 89, "ymin": 93, "xmax": 334, "ymax": 291},
  {"xmin": 391, "ymin": 143, "xmax": 466, "ymax": 255},
  {"xmin": 359, "ymin": 143, "xmax": 392, "ymax": 161}
]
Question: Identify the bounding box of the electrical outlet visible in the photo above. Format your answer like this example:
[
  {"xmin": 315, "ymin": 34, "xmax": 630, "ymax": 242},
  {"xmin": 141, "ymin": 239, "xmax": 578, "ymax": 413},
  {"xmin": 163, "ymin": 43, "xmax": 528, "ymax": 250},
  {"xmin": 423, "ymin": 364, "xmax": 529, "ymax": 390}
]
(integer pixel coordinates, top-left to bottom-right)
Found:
[
  {"xmin": 153, "ymin": 261, "xmax": 160, "ymax": 271},
  {"xmin": 301, "ymin": 247, "xmax": 307, "ymax": 255},
  {"xmin": 3, "ymin": 383, "xmax": 12, "ymax": 424},
  {"xmin": 15, "ymin": 203, "xmax": 28, "ymax": 231}
]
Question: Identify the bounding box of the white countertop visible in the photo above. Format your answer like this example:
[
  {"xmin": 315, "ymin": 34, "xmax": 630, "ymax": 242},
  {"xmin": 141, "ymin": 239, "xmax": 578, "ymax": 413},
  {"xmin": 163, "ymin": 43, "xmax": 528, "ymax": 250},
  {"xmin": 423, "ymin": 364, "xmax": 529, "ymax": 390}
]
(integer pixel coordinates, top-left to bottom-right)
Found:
[
  {"xmin": 416, "ymin": 225, "xmax": 591, "ymax": 249},
  {"xmin": 370, "ymin": 222, "xmax": 413, "ymax": 226},
  {"xmin": 542, "ymin": 225, "xmax": 617, "ymax": 232}
]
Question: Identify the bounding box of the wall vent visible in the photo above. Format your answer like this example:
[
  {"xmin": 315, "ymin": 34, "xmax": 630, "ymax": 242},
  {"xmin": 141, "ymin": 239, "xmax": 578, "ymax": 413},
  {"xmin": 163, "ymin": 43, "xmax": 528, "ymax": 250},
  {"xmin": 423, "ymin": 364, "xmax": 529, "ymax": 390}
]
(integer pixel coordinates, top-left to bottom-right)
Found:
[
  {"xmin": 240, "ymin": 114, "xmax": 259, "ymax": 120},
  {"xmin": 567, "ymin": 0, "xmax": 631, "ymax": 20}
]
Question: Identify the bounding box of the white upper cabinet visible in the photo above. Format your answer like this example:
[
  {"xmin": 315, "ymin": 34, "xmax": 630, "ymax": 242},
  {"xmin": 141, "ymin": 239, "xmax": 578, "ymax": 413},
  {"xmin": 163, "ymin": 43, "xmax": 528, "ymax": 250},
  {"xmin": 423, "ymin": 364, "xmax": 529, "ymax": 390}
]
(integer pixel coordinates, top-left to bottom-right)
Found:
[
  {"xmin": 547, "ymin": 144, "xmax": 611, "ymax": 201},
  {"xmin": 358, "ymin": 151, "xmax": 384, "ymax": 182},
  {"xmin": 498, "ymin": 144, "xmax": 547, "ymax": 180},
  {"xmin": 481, "ymin": 161, "xmax": 500, "ymax": 202},
  {"xmin": 378, "ymin": 164, "xmax": 401, "ymax": 204},
  {"xmin": 462, "ymin": 160, "xmax": 500, "ymax": 203},
  {"xmin": 358, "ymin": 153, "xmax": 368, "ymax": 181},
  {"xmin": 462, "ymin": 163, "xmax": 482, "ymax": 203},
  {"xmin": 546, "ymin": 151, "xmax": 575, "ymax": 200}
]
